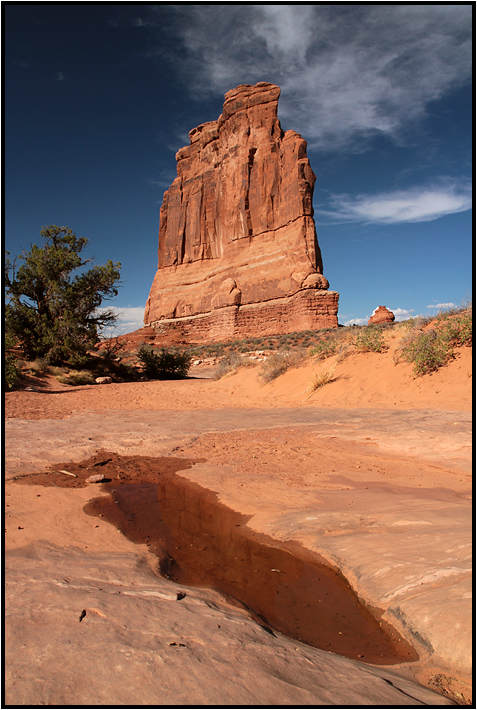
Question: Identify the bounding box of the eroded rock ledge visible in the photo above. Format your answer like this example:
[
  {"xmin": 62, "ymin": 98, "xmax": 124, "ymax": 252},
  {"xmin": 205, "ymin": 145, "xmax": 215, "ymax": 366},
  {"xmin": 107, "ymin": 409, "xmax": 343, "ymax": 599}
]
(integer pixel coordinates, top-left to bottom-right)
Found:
[{"xmin": 145, "ymin": 82, "xmax": 339, "ymax": 342}]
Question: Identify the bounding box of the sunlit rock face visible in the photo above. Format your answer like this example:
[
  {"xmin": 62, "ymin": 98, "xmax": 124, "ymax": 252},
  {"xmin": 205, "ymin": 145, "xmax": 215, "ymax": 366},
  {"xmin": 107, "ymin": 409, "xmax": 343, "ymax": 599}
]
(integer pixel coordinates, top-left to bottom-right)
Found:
[
  {"xmin": 145, "ymin": 82, "xmax": 339, "ymax": 342},
  {"xmin": 368, "ymin": 306, "xmax": 395, "ymax": 325}
]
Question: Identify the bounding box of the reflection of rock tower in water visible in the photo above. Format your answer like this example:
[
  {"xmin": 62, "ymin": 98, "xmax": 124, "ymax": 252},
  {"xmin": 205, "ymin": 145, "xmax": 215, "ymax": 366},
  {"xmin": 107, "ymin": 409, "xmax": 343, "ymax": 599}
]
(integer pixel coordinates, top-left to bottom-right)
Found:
[{"xmin": 145, "ymin": 82, "xmax": 339, "ymax": 342}]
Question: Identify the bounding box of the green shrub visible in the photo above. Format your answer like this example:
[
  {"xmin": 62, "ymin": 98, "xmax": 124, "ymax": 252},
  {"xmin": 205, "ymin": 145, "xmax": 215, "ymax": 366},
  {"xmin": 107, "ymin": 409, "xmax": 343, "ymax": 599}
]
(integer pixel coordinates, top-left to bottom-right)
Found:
[
  {"xmin": 4, "ymin": 331, "xmax": 19, "ymax": 390},
  {"xmin": 55, "ymin": 369, "xmax": 96, "ymax": 386},
  {"xmin": 4, "ymin": 356, "xmax": 19, "ymax": 389},
  {"xmin": 354, "ymin": 326, "xmax": 385, "ymax": 353},
  {"xmin": 399, "ymin": 330, "xmax": 449, "ymax": 376},
  {"xmin": 436, "ymin": 311, "xmax": 472, "ymax": 346},
  {"xmin": 397, "ymin": 310, "xmax": 472, "ymax": 377},
  {"xmin": 137, "ymin": 344, "xmax": 191, "ymax": 379},
  {"xmin": 25, "ymin": 357, "xmax": 50, "ymax": 375},
  {"xmin": 310, "ymin": 340, "xmax": 339, "ymax": 360}
]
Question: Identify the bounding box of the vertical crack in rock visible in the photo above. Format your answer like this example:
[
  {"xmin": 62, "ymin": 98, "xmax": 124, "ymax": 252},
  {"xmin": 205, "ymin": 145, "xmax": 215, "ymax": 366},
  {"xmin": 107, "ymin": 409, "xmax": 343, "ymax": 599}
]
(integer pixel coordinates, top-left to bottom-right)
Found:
[{"xmin": 245, "ymin": 147, "xmax": 257, "ymax": 238}]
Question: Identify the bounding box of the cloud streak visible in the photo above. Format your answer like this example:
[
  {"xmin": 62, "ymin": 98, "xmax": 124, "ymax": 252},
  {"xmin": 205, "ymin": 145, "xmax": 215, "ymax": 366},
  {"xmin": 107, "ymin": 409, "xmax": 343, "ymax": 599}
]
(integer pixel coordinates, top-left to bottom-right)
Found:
[
  {"xmin": 317, "ymin": 179, "xmax": 472, "ymax": 224},
  {"xmin": 342, "ymin": 317, "xmax": 368, "ymax": 326},
  {"xmin": 426, "ymin": 302, "xmax": 456, "ymax": 310},
  {"xmin": 155, "ymin": 5, "xmax": 472, "ymax": 150},
  {"xmin": 342, "ymin": 307, "xmax": 415, "ymax": 326},
  {"xmin": 391, "ymin": 308, "xmax": 415, "ymax": 321}
]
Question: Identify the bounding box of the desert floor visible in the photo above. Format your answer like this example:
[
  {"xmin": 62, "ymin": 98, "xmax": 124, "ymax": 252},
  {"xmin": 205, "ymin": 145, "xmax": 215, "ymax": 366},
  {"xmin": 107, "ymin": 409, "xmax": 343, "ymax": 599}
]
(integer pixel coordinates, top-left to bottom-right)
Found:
[{"xmin": 5, "ymin": 336, "xmax": 472, "ymax": 706}]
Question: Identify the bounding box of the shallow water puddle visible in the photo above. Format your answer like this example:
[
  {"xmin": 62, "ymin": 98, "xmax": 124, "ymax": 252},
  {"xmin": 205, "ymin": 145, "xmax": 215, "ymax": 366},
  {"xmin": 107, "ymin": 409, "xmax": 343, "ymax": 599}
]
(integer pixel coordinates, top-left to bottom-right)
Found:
[{"xmin": 83, "ymin": 465, "xmax": 418, "ymax": 665}]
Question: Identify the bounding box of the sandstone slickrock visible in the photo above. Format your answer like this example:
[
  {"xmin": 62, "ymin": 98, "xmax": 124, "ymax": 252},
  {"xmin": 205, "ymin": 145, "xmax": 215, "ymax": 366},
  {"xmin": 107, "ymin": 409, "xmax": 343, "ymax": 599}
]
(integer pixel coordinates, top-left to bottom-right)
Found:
[
  {"xmin": 145, "ymin": 82, "xmax": 338, "ymax": 342},
  {"xmin": 5, "ymin": 543, "xmax": 454, "ymax": 706},
  {"xmin": 369, "ymin": 306, "xmax": 395, "ymax": 325}
]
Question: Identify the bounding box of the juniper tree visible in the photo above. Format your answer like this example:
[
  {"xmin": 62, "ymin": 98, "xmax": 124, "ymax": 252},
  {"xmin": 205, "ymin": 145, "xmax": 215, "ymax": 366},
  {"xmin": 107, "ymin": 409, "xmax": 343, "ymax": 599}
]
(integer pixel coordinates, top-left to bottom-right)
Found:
[{"xmin": 5, "ymin": 225, "xmax": 121, "ymax": 364}]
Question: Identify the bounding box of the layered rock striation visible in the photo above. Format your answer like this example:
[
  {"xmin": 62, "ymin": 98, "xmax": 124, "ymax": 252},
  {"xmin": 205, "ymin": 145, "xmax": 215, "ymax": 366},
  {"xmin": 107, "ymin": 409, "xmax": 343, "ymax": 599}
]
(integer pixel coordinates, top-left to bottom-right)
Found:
[{"xmin": 145, "ymin": 82, "xmax": 339, "ymax": 341}]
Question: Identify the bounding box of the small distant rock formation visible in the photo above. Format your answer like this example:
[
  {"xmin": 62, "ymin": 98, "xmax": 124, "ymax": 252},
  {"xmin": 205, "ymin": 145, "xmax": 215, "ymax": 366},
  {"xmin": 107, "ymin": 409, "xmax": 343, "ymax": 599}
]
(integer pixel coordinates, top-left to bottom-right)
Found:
[
  {"xmin": 368, "ymin": 306, "xmax": 395, "ymax": 325},
  {"xmin": 144, "ymin": 82, "xmax": 339, "ymax": 342}
]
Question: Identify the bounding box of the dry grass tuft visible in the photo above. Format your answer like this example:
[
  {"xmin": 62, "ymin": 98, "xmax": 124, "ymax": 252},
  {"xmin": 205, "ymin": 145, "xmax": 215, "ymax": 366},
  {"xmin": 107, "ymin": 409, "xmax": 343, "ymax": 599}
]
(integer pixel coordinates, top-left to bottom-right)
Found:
[
  {"xmin": 54, "ymin": 369, "xmax": 96, "ymax": 386},
  {"xmin": 24, "ymin": 358, "xmax": 50, "ymax": 375},
  {"xmin": 259, "ymin": 348, "xmax": 307, "ymax": 383},
  {"xmin": 213, "ymin": 353, "xmax": 254, "ymax": 380},
  {"xmin": 307, "ymin": 363, "xmax": 337, "ymax": 395}
]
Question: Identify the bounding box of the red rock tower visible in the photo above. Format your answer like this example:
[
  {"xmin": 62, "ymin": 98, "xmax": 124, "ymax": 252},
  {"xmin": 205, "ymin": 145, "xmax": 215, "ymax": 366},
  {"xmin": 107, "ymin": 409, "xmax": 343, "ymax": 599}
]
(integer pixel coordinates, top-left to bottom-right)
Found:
[
  {"xmin": 368, "ymin": 306, "xmax": 395, "ymax": 325},
  {"xmin": 145, "ymin": 82, "xmax": 339, "ymax": 341}
]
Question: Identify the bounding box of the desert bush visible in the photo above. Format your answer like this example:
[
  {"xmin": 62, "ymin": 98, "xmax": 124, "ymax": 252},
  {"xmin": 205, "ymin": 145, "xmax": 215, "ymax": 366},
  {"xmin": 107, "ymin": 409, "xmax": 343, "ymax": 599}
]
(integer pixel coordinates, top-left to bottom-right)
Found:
[
  {"xmin": 48, "ymin": 365, "xmax": 64, "ymax": 378},
  {"xmin": 284, "ymin": 348, "xmax": 307, "ymax": 367},
  {"xmin": 24, "ymin": 357, "xmax": 50, "ymax": 375},
  {"xmin": 86, "ymin": 352, "xmax": 139, "ymax": 381},
  {"xmin": 213, "ymin": 353, "xmax": 253, "ymax": 380},
  {"xmin": 55, "ymin": 369, "xmax": 96, "ymax": 386},
  {"xmin": 395, "ymin": 318, "xmax": 418, "ymax": 332},
  {"xmin": 354, "ymin": 325, "xmax": 385, "ymax": 353},
  {"xmin": 259, "ymin": 353, "xmax": 289, "ymax": 382},
  {"xmin": 5, "ymin": 356, "xmax": 19, "ymax": 390},
  {"xmin": 4, "ymin": 331, "xmax": 19, "ymax": 390},
  {"xmin": 398, "ymin": 330, "xmax": 449, "ymax": 376},
  {"xmin": 259, "ymin": 348, "xmax": 306, "ymax": 383},
  {"xmin": 99, "ymin": 335, "xmax": 126, "ymax": 360},
  {"xmin": 309, "ymin": 340, "xmax": 339, "ymax": 360},
  {"xmin": 397, "ymin": 310, "xmax": 472, "ymax": 376},
  {"xmin": 137, "ymin": 344, "xmax": 191, "ymax": 379},
  {"xmin": 335, "ymin": 344, "xmax": 353, "ymax": 363},
  {"xmin": 436, "ymin": 311, "xmax": 472, "ymax": 346}
]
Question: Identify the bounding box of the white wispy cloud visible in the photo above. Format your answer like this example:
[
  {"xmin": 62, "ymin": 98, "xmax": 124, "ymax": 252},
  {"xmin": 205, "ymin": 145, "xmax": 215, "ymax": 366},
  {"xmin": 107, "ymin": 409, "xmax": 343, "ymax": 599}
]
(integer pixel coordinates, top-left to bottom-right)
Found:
[
  {"xmin": 317, "ymin": 179, "xmax": 472, "ymax": 224},
  {"xmin": 391, "ymin": 308, "xmax": 415, "ymax": 321},
  {"xmin": 343, "ymin": 307, "xmax": 415, "ymax": 326},
  {"xmin": 342, "ymin": 317, "xmax": 368, "ymax": 326},
  {"xmin": 98, "ymin": 306, "xmax": 145, "ymax": 336},
  {"xmin": 154, "ymin": 5, "xmax": 472, "ymax": 150},
  {"xmin": 426, "ymin": 302, "xmax": 456, "ymax": 310}
]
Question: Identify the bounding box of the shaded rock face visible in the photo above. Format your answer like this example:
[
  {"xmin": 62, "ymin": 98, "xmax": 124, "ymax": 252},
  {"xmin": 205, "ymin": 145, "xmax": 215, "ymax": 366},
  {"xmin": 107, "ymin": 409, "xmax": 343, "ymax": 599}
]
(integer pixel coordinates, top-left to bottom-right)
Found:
[
  {"xmin": 145, "ymin": 82, "xmax": 338, "ymax": 342},
  {"xmin": 368, "ymin": 306, "xmax": 395, "ymax": 325}
]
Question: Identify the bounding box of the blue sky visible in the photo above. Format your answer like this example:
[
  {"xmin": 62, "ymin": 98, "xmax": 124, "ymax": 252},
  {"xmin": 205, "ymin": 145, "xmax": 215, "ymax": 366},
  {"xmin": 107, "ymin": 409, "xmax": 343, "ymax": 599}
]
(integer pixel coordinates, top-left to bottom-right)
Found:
[{"xmin": 4, "ymin": 4, "xmax": 473, "ymax": 332}]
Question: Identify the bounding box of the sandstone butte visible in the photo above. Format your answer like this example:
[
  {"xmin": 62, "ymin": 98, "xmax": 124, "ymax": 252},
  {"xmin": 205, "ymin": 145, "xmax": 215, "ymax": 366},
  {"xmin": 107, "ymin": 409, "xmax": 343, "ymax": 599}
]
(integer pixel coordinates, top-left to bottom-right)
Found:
[
  {"xmin": 368, "ymin": 306, "xmax": 395, "ymax": 325},
  {"xmin": 144, "ymin": 82, "xmax": 339, "ymax": 343}
]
